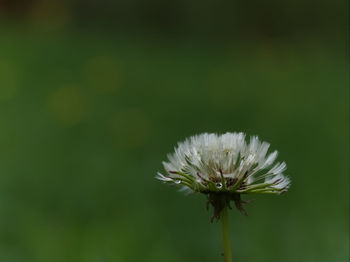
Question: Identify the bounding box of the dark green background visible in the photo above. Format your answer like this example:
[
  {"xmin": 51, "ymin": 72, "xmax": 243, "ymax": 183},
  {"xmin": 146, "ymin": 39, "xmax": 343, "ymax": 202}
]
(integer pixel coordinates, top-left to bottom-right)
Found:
[{"xmin": 0, "ymin": 1, "xmax": 348, "ymax": 261}]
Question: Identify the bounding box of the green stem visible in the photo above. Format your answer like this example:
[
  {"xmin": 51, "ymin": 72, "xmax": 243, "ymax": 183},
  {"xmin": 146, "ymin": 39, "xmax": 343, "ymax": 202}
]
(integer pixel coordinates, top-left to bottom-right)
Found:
[{"xmin": 221, "ymin": 207, "xmax": 232, "ymax": 262}]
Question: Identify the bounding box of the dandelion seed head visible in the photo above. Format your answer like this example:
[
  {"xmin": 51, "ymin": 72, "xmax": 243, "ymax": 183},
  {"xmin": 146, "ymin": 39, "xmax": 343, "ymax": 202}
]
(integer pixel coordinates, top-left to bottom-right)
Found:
[{"xmin": 156, "ymin": 132, "xmax": 291, "ymax": 219}]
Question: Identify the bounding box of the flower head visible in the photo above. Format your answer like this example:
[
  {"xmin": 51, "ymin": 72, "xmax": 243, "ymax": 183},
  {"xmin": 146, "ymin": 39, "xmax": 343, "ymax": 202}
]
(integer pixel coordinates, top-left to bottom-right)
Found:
[{"xmin": 156, "ymin": 132, "xmax": 290, "ymax": 220}]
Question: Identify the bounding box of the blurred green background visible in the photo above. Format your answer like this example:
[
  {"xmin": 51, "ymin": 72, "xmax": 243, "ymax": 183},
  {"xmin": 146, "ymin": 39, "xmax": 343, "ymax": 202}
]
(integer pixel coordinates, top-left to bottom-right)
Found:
[{"xmin": 0, "ymin": 0, "xmax": 348, "ymax": 261}]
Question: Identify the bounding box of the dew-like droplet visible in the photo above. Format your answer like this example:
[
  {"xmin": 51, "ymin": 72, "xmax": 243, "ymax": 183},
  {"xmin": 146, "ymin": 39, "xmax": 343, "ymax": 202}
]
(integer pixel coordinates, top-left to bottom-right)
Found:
[
  {"xmin": 216, "ymin": 182, "xmax": 222, "ymax": 189},
  {"xmin": 174, "ymin": 180, "xmax": 181, "ymax": 184}
]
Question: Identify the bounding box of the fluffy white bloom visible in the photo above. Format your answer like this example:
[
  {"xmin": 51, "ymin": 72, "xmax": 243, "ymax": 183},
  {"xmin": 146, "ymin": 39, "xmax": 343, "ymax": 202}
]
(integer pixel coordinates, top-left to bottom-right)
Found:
[
  {"xmin": 157, "ymin": 132, "xmax": 290, "ymax": 219},
  {"xmin": 157, "ymin": 132, "xmax": 290, "ymax": 195}
]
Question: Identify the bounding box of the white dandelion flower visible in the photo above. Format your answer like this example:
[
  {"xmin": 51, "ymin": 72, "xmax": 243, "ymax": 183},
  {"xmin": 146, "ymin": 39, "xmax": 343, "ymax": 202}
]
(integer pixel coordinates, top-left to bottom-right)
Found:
[{"xmin": 156, "ymin": 132, "xmax": 291, "ymax": 220}]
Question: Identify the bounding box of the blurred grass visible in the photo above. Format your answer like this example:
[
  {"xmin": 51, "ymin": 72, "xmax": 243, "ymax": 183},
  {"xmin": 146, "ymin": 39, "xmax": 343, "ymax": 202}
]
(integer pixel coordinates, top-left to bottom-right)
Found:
[{"xmin": 0, "ymin": 24, "xmax": 348, "ymax": 261}]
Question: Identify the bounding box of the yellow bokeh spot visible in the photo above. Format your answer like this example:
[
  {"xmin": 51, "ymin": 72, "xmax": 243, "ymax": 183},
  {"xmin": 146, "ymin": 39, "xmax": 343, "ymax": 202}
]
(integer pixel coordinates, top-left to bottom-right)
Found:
[
  {"xmin": 110, "ymin": 109, "xmax": 151, "ymax": 149},
  {"xmin": 29, "ymin": 0, "xmax": 71, "ymax": 31},
  {"xmin": 83, "ymin": 55, "xmax": 122, "ymax": 94},
  {"xmin": 48, "ymin": 85, "xmax": 87, "ymax": 126}
]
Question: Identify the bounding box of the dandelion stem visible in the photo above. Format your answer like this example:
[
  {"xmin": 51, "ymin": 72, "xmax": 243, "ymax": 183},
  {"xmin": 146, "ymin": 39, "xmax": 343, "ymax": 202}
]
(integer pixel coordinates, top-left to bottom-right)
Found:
[{"xmin": 221, "ymin": 206, "xmax": 232, "ymax": 262}]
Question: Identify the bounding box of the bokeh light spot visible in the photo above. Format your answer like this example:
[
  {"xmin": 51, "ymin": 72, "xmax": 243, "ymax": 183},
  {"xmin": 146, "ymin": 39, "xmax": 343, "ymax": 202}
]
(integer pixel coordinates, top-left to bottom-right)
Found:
[
  {"xmin": 29, "ymin": 0, "xmax": 71, "ymax": 31},
  {"xmin": 48, "ymin": 85, "xmax": 87, "ymax": 126}
]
